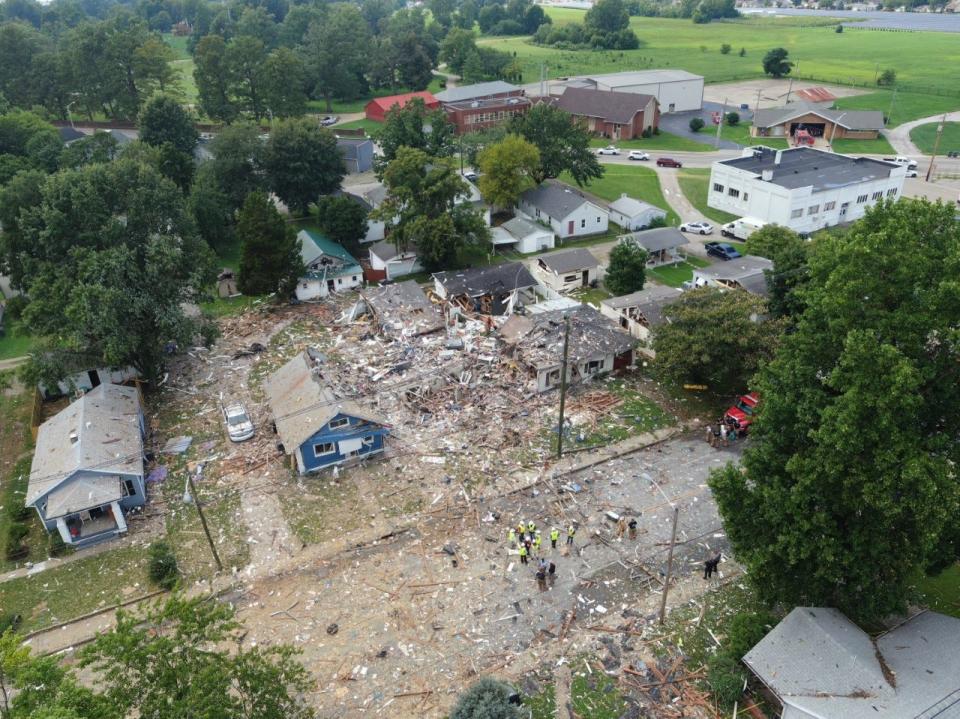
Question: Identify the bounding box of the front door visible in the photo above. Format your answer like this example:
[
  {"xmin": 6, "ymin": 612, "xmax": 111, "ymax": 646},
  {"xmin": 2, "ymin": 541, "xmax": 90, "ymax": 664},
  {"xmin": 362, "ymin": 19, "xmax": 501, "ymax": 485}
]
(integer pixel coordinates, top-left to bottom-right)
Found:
[
  {"xmin": 582, "ymin": 270, "xmax": 589, "ymax": 286},
  {"xmin": 840, "ymin": 202, "xmax": 849, "ymax": 217},
  {"xmin": 568, "ymin": 220, "xmax": 575, "ymax": 236},
  {"xmin": 87, "ymin": 370, "xmax": 101, "ymax": 388}
]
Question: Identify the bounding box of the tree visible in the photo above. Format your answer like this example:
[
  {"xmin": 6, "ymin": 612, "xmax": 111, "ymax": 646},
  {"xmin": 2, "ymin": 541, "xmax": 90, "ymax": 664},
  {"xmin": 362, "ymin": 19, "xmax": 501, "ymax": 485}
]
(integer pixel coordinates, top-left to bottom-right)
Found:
[
  {"xmin": 720, "ymin": 43, "xmax": 731, "ymax": 54},
  {"xmin": 237, "ymin": 191, "xmax": 302, "ymax": 296},
  {"xmin": 208, "ymin": 123, "xmax": 266, "ymax": 210},
  {"xmin": 604, "ymin": 241, "xmax": 647, "ymax": 295},
  {"xmin": 461, "ymin": 49, "xmax": 485, "ymax": 84},
  {"xmin": 0, "ymin": 168, "xmax": 45, "ymax": 289},
  {"xmin": 725, "ymin": 111, "xmax": 739, "ymax": 126},
  {"xmin": 878, "ymin": 68, "xmax": 896, "ymax": 86},
  {"xmin": 132, "ymin": 36, "xmax": 177, "ymax": 95},
  {"xmin": 585, "ymin": 0, "xmax": 630, "ymax": 32},
  {"xmin": 17, "ymin": 159, "xmax": 216, "ymax": 386},
  {"xmin": 139, "ymin": 95, "xmax": 198, "ymax": 155},
  {"xmin": 689, "ymin": 117, "xmax": 705, "ymax": 132},
  {"xmin": 262, "ymin": 47, "xmax": 307, "ymax": 118},
  {"xmin": 263, "ymin": 118, "xmax": 344, "ymax": 215},
  {"xmin": 652, "ymin": 287, "xmax": 783, "ymax": 395},
  {"xmin": 59, "ymin": 131, "xmax": 120, "ymax": 168},
  {"xmin": 301, "ymin": 5, "xmax": 370, "ymax": 112},
  {"xmin": 476, "ymin": 134, "xmax": 540, "ymax": 209},
  {"xmin": 439, "ymin": 27, "xmax": 477, "ymax": 75},
  {"xmin": 450, "ymin": 677, "xmax": 522, "ymax": 719},
  {"xmin": 147, "ymin": 541, "xmax": 179, "ymax": 589},
  {"xmin": 378, "ymin": 98, "xmax": 454, "ymax": 165},
  {"xmin": 188, "ymin": 163, "xmax": 236, "ymax": 253},
  {"xmin": 762, "ymin": 47, "xmax": 792, "ymax": 78},
  {"xmin": 708, "ymin": 200, "xmax": 960, "ymax": 621},
  {"xmin": 225, "ymin": 35, "xmax": 268, "ymax": 120},
  {"xmin": 744, "ymin": 225, "xmax": 810, "ymax": 318},
  {"xmin": 835, "ymin": 23, "xmax": 843, "ymax": 32},
  {"xmin": 193, "ymin": 34, "xmax": 238, "ymax": 123},
  {"xmin": 509, "ymin": 104, "xmax": 604, "ymax": 186},
  {"xmin": 315, "ymin": 195, "xmax": 369, "ymax": 254},
  {"xmin": 79, "ymin": 596, "xmax": 314, "ymax": 719}
]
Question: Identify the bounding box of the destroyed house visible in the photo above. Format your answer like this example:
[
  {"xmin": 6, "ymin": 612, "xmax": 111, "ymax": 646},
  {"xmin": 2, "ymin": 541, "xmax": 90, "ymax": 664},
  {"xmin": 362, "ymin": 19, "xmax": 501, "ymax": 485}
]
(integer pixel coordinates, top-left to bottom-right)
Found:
[
  {"xmin": 296, "ymin": 230, "xmax": 363, "ymax": 301},
  {"xmin": 265, "ymin": 351, "xmax": 389, "ymax": 474},
  {"xmin": 599, "ymin": 285, "xmax": 683, "ymax": 355},
  {"xmin": 433, "ymin": 262, "xmax": 538, "ymax": 316},
  {"xmin": 359, "ymin": 280, "xmax": 444, "ymax": 337},
  {"xmin": 500, "ymin": 305, "xmax": 635, "ymax": 393},
  {"xmin": 26, "ymin": 383, "xmax": 146, "ymax": 548}
]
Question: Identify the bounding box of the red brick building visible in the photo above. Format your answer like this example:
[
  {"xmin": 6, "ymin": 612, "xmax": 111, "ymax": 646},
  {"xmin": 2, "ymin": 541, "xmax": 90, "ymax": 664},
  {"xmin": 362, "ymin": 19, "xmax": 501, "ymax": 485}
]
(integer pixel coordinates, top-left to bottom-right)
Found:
[
  {"xmin": 445, "ymin": 96, "xmax": 532, "ymax": 135},
  {"xmin": 550, "ymin": 87, "xmax": 659, "ymax": 141},
  {"xmin": 365, "ymin": 91, "xmax": 440, "ymax": 123}
]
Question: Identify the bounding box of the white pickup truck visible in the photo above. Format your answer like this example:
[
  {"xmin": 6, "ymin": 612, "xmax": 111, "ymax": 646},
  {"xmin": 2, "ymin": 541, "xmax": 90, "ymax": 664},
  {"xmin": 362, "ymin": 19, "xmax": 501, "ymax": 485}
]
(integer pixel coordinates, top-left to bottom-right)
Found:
[
  {"xmin": 720, "ymin": 217, "xmax": 767, "ymax": 241},
  {"xmin": 884, "ymin": 156, "xmax": 918, "ymax": 169}
]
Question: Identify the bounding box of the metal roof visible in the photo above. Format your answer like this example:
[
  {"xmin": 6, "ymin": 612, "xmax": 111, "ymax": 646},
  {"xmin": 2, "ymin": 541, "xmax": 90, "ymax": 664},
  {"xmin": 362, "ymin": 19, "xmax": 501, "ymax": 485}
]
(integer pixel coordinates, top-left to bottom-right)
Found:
[
  {"xmin": 502, "ymin": 216, "xmax": 551, "ymax": 239},
  {"xmin": 264, "ymin": 351, "xmax": 386, "ymax": 452},
  {"xmin": 298, "ymin": 229, "xmax": 362, "ymax": 280},
  {"xmin": 719, "ymin": 146, "xmax": 900, "ymax": 192},
  {"xmin": 744, "ymin": 608, "xmax": 960, "ymax": 719},
  {"xmin": 752, "ymin": 102, "xmax": 885, "ymax": 131},
  {"xmin": 366, "ymin": 91, "xmax": 438, "ymax": 111},
  {"xmin": 434, "ymin": 262, "xmax": 537, "ymax": 297},
  {"xmin": 608, "ymin": 195, "xmax": 665, "ymax": 218},
  {"xmin": 435, "ymin": 81, "xmax": 521, "ymax": 103},
  {"xmin": 551, "ymin": 87, "xmax": 655, "ymax": 125},
  {"xmin": 571, "ymin": 69, "xmax": 703, "ymax": 87},
  {"xmin": 601, "ymin": 285, "xmax": 683, "ymax": 327},
  {"xmin": 520, "ymin": 182, "xmax": 601, "ymax": 220},
  {"xmin": 620, "ymin": 227, "xmax": 688, "ymax": 253},
  {"xmin": 26, "ymin": 384, "xmax": 143, "ymax": 508},
  {"xmin": 697, "ymin": 255, "xmax": 773, "ymax": 297},
  {"xmin": 535, "ymin": 248, "xmax": 600, "ymax": 274},
  {"xmin": 336, "ymin": 137, "xmax": 373, "ymax": 161}
]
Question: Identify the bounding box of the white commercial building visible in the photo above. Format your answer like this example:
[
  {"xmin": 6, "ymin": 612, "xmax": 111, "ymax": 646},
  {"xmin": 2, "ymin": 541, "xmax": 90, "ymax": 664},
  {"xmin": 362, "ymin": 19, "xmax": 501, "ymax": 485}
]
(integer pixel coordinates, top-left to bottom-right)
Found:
[
  {"xmin": 707, "ymin": 147, "xmax": 907, "ymax": 234},
  {"xmin": 560, "ymin": 70, "xmax": 704, "ymax": 113}
]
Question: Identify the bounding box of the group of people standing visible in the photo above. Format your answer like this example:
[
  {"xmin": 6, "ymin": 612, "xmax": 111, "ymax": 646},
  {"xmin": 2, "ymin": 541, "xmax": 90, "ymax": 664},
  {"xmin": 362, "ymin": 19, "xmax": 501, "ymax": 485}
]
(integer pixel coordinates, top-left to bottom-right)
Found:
[
  {"xmin": 705, "ymin": 419, "xmax": 741, "ymax": 448},
  {"xmin": 508, "ymin": 520, "xmax": 576, "ymax": 591}
]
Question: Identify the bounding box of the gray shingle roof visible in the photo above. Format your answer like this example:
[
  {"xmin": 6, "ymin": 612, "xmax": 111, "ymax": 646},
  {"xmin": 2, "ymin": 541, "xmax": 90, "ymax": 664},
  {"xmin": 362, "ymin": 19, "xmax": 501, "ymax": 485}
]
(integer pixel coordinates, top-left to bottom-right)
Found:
[
  {"xmin": 752, "ymin": 102, "xmax": 885, "ymax": 131},
  {"xmin": 502, "ymin": 216, "xmax": 551, "ymax": 239},
  {"xmin": 536, "ymin": 248, "xmax": 600, "ymax": 274},
  {"xmin": 520, "ymin": 182, "xmax": 599, "ymax": 221},
  {"xmin": 697, "ymin": 255, "xmax": 773, "ymax": 297},
  {"xmin": 620, "ymin": 227, "xmax": 688, "ymax": 253},
  {"xmin": 434, "ymin": 262, "xmax": 537, "ymax": 297},
  {"xmin": 720, "ymin": 146, "xmax": 899, "ymax": 192},
  {"xmin": 435, "ymin": 81, "xmax": 521, "ymax": 103},
  {"xmin": 27, "ymin": 383, "xmax": 143, "ymax": 508},
  {"xmin": 608, "ymin": 195, "xmax": 664, "ymax": 218},
  {"xmin": 46, "ymin": 475, "xmax": 123, "ymax": 518},
  {"xmin": 552, "ymin": 86, "xmax": 655, "ymax": 125},
  {"xmin": 601, "ymin": 285, "xmax": 683, "ymax": 327}
]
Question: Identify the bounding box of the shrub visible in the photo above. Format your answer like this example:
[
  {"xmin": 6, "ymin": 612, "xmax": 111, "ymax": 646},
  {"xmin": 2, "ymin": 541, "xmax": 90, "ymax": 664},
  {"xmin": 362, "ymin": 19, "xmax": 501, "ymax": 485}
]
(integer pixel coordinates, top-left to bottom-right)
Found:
[
  {"xmin": 726, "ymin": 610, "xmax": 777, "ymax": 660},
  {"xmin": 725, "ymin": 112, "xmax": 740, "ymax": 127},
  {"xmin": 641, "ymin": 127, "xmax": 653, "ymax": 139},
  {"xmin": 6, "ymin": 502, "xmax": 32, "ymax": 523},
  {"xmin": 835, "ymin": 23, "xmax": 843, "ymax": 32},
  {"xmin": 4, "ymin": 522, "xmax": 29, "ymax": 560},
  {"xmin": 738, "ymin": 47, "xmax": 746, "ymax": 56},
  {"xmin": 148, "ymin": 541, "xmax": 179, "ymax": 590},
  {"xmin": 647, "ymin": 215, "xmax": 668, "ymax": 229},
  {"xmin": 707, "ymin": 653, "xmax": 746, "ymax": 709},
  {"xmin": 450, "ymin": 677, "xmax": 521, "ymax": 719},
  {"xmin": 878, "ymin": 68, "xmax": 896, "ymax": 87},
  {"xmin": 720, "ymin": 43, "xmax": 731, "ymax": 54},
  {"xmin": 47, "ymin": 530, "xmax": 68, "ymax": 558},
  {"xmin": 4, "ymin": 294, "xmax": 27, "ymax": 320},
  {"xmin": 689, "ymin": 117, "xmax": 705, "ymax": 133},
  {"xmin": 0, "ymin": 613, "xmax": 22, "ymax": 634}
]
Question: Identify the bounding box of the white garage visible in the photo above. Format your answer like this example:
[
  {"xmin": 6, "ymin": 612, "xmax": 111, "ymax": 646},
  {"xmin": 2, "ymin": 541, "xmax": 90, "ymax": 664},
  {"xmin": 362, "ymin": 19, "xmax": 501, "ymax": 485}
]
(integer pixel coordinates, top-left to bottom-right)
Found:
[{"xmin": 561, "ymin": 69, "xmax": 704, "ymax": 113}]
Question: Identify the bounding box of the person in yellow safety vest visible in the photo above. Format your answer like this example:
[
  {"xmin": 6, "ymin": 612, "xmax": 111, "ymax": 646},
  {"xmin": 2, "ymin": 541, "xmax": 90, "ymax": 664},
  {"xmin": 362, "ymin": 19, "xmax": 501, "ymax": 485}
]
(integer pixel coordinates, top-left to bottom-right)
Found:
[
  {"xmin": 527, "ymin": 520, "xmax": 536, "ymax": 535},
  {"xmin": 567, "ymin": 525, "xmax": 576, "ymax": 546},
  {"xmin": 518, "ymin": 543, "xmax": 528, "ymax": 564},
  {"xmin": 508, "ymin": 528, "xmax": 516, "ymax": 546},
  {"xmin": 550, "ymin": 527, "xmax": 560, "ymax": 549},
  {"xmin": 533, "ymin": 531, "xmax": 542, "ymax": 554},
  {"xmin": 517, "ymin": 521, "xmax": 526, "ymax": 538}
]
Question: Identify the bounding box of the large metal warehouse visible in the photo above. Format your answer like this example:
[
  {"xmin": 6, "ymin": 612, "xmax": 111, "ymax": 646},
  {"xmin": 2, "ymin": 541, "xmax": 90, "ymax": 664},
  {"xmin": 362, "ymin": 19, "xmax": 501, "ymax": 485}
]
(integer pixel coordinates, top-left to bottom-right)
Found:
[{"xmin": 560, "ymin": 69, "xmax": 704, "ymax": 113}]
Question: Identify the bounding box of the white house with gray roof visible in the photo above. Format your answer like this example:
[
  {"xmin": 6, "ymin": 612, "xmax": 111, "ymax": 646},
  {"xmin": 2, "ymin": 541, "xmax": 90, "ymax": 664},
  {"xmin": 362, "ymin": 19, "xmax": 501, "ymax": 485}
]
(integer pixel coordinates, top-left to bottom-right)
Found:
[
  {"xmin": 490, "ymin": 216, "xmax": 555, "ymax": 254},
  {"xmin": 619, "ymin": 227, "xmax": 688, "ymax": 267},
  {"xmin": 607, "ymin": 194, "xmax": 667, "ymax": 231},
  {"xmin": 532, "ymin": 248, "xmax": 601, "ymax": 292},
  {"xmin": 26, "ymin": 383, "xmax": 145, "ymax": 548},
  {"xmin": 708, "ymin": 146, "xmax": 906, "ymax": 234},
  {"xmin": 745, "ymin": 607, "xmax": 960, "ymax": 719},
  {"xmin": 517, "ymin": 182, "xmax": 609, "ymax": 239}
]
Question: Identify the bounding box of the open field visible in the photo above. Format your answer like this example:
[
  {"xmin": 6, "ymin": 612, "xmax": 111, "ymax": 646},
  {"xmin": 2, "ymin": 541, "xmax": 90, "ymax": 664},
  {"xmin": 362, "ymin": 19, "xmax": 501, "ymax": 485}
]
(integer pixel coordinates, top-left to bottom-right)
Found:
[
  {"xmin": 677, "ymin": 168, "xmax": 738, "ymax": 224},
  {"xmin": 487, "ymin": 13, "xmax": 960, "ymax": 96},
  {"xmin": 910, "ymin": 121, "xmax": 960, "ymax": 155},
  {"xmin": 560, "ymin": 165, "xmax": 680, "ymax": 225}
]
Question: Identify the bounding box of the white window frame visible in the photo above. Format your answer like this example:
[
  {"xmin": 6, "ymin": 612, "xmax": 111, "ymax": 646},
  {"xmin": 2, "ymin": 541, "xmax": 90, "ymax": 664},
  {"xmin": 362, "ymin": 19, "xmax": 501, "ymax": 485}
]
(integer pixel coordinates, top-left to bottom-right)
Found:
[
  {"xmin": 362, "ymin": 435, "xmax": 375, "ymax": 446},
  {"xmin": 808, "ymin": 205, "xmax": 819, "ymax": 215},
  {"xmin": 713, "ymin": 183, "xmax": 724, "ymax": 193},
  {"xmin": 328, "ymin": 417, "xmax": 350, "ymax": 430},
  {"xmin": 790, "ymin": 208, "xmax": 803, "ymax": 219},
  {"xmin": 823, "ymin": 201, "xmax": 836, "ymax": 211},
  {"xmin": 313, "ymin": 442, "xmax": 336, "ymax": 457}
]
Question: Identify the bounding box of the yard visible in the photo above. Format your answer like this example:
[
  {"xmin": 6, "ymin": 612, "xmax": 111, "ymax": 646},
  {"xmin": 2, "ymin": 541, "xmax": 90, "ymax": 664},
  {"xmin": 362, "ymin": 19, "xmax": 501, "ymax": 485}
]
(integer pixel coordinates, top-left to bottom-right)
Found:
[
  {"xmin": 560, "ymin": 165, "xmax": 679, "ymax": 225},
  {"xmin": 676, "ymin": 169, "xmax": 738, "ymax": 225},
  {"xmin": 647, "ymin": 255, "xmax": 710, "ymax": 288},
  {"xmin": 910, "ymin": 121, "xmax": 960, "ymax": 155},
  {"xmin": 715, "ymin": 122, "xmax": 788, "ymax": 150},
  {"xmin": 831, "ymin": 135, "xmax": 896, "ymax": 155},
  {"xmin": 833, "ymin": 90, "xmax": 960, "ymax": 128},
  {"xmin": 0, "ymin": 324, "xmax": 36, "ymax": 360}
]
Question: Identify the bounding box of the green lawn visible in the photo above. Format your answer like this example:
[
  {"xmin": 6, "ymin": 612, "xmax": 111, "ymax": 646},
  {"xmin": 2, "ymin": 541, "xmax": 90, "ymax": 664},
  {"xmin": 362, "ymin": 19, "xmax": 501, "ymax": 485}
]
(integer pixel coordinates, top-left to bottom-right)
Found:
[
  {"xmin": 571, "ymin": 285, "xmax": 613, "ymax": 308},
  {"xmin": 676, "ymin": 168, "xmax": 738, "ymax": 225},
  {"xmin": 334, "ymin": 118, "xmax": 384, "ymax": 137},
  {"xmin": 0, "ymin": 325, "xmax": 36, "ymax": 360},
  {"xmin": 833, "ymin": 90, "xmax": 960, "ymax": 128},
  {"xmin": 910, "ymin": 121, "xmax": 960, "ymax": 155},
  {"xmin": 716, "ymin": 123, "xmax": 789, "ymax": 150},
  {"xmin": 831, "ymin": 135, "xmax": 896, "ymax": 155},
  {"xmin": 560, "ymin": 165, "xmax": 679, "ymax": 225},
  {"xmin": 917, "ymin": 563, "xmax": 960, "ymax": 619},
  {"xmin": 648, "ymin": 256, "xmax": 709, "ymax": 288},
  {"xmin": 589, "ymin": 133, "xmax": 714, "ymax": 153}
]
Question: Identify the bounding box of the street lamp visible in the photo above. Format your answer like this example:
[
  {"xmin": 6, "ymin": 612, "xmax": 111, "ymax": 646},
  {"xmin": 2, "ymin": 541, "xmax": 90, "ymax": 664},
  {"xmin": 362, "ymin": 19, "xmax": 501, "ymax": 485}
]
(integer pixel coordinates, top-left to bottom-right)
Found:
[{"xmin": 66, "ymin": 100, "xmax": 77, "ymax": 130}]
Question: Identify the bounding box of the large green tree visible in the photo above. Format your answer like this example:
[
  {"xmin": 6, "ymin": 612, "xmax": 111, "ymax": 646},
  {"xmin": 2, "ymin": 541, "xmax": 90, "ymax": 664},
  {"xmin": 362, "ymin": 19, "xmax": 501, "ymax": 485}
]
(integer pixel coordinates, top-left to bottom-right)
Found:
[
  {"xmin": 208, "ymin": 123, "xmax": 266, "ymax": 210},
  {"xmin": 709, "ymin": 199, "xmax": 960, "ymax": 621},
  {"xmin": 262, "ymin": 47, "xmax": 307, "ymax": 118},
  {"xmin": 762, "ymin": 47, "xmax": 792, "ymax": 78},
  {"xmin": 263, "ymin": 118, "xmax": 344, "ymax": 215},
  {"xmin": 139, "ymin": 95, "xmax": 199, "ymax": 156},
  {"xmin": 604, "ymin": 241, "xmax": 647, "ymax": 295},
  {"xmin": 652, "ymin": 287, "xmax": 783, "ymax": 395},
  {"xmin": 301, "ymin": 5, "xmax": 370, "ymax": 112},
  {"xmin": 745, "ymin": 224, "xmax": 810, "ymax": 318},
  {"xmin": 236, "ymin": 191, "xmax": 302, "ymax": 296},
  {"xmin": 585, "ymin": 0, "xmax": 630, "ymax": 33},
  {"xmin": 193, "ymin": 34, "xmax": 238, "ymax": 123},
  {"xmin": 509, "ymin": 104, "xmax": 603, "ymax": 186},
  {"xmin": 315, "ymin": 195, "xmax": 368, "ymax": 255},
  {"xmin": 476, "ymin": 134, "xmax": 539, "ymax": 209},
  {"xmin": 16, "ymin": 159, "xmax": 216, "ymax": 386},
  {"xmin": 378, "ymin": 97, "xmax": 455, "ymax": 166}
]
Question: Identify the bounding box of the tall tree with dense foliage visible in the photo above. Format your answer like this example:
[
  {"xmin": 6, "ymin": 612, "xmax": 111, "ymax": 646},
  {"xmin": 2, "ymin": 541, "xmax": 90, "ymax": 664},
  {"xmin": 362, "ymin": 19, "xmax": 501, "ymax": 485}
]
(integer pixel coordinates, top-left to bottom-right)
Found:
[
  {"xmin": 377, "ymin": 97, "xmax": 454, "ymax": 166},
  {"xmin": 16, "ymin": 159, "xmax": 216, "ymax": 386},
  {"xmin": 301, "ymin": 4, "xmax": 370, "ymax": 111},
  {"xmin": 604, "ymin": 241, "xmax": 647, "ymax": 295},
  {"xmin": 745, "ymin": 224, "xmax": 810, "ymax": 318},
  {"xmin": 188, "ymin": 163, "xmax": 236, "ymax": 253},
  {"xmin": 509, "ymin": 104, "xmax": 603, "ymax": 186},
  {"xmin": 762, "ymin": 47, "xmax": 792, "ymax": 78},
  {"xmin": 193, "ymin": 34, "xmax": 238, "ymax": 123},
  {"xmin": 208, "ymin": 123, "xmax": 266, "ymax": 209},
  {"xmin": 585, "ymin": 0, "xmax": 630, "ymax": 33},
  {"xmin": 709, "ymin": 199, "xmax": 960, "ymax": 621},
  {"xmin": 477, "ymin": 134, "xmax": 539, "ymax": 209},
  {"xmin": 315, "ymin": 195, "xmax": 369, "ymax": 254},
  {"xmin": 261, "ymin": 47, "xmax": 308, "ymax": 118},
  {"xmin": 652, "ymin": 287, "xmax": 783, "ymax": 395},
  {"xmin": 139, "ymin": 95, "xmax": 199, "ymax": 155},
  {"xmin": 0, "ymin": 168, "xmax": 44, "ymax": 288},
  {"xmin": 263, "ymin": 118, "xmax": 344, "ymax": 215},
  {"xmin": 236, "ymin": 191, "xmax": 302, "ymax": 296}
]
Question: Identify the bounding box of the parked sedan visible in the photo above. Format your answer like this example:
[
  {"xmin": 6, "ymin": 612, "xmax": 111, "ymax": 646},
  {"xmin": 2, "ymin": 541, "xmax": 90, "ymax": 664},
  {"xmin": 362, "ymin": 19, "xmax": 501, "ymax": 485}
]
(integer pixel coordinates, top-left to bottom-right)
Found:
[
  {"xmin": 705, "ymin": 241, "xmax": 742, "ymax": 261},
  {"xmin": 597, "ymin": 145, "xmax": 621, "ymax": 155},
  {"xmin": 222, "ymin": 402, "xmax": 255, "ymax": 442},
  {"xmin": 462, "ymin": 171, "xmax": 479, "ymax": 182},
  {"xmin": 656, "ymin": 157, "xmax": 683, "ymax": 168},
  {"xmin": 627, "ymin": 150, "xmax": 650, "ymax": 161},
  {"xmin": 320, "ymin": 115, "xmax": 339, "ymax": 126},
  {"xmin": 905, "ymin": 169, "xmax": 918, "ymax": 178},
  {"xmin": 679, "ymin": 221, "xmax": 714, "ymax": 235}
]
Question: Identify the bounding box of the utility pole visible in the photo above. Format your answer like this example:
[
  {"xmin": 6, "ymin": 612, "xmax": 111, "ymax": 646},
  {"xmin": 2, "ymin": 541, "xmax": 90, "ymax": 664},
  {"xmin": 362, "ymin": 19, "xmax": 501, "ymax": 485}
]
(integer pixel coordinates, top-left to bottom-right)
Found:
[
  {"xmin": 714, "ymin": 96, "xmax": 727, "ymax": 149},
  {"xmin": 784, "ymin": 76, "xmax": 794, "ymax": 105},
  {"xmin": 658, "ymin": 505, "xmax": 680, "ymax": 625},
  {"xmin": 186, "ymin": 464, "xmax": 223, "ymax": 572},
  {"xmin": 556, "ymin": 314, "xmax": 571, "ymax": 459},
  {"xmin": 925, "ymin": 113, "xmax": 946, "ymax": 183},
  {"xmin": 754, "ymin": 87, "xmax": 762, "ymax": 114}
]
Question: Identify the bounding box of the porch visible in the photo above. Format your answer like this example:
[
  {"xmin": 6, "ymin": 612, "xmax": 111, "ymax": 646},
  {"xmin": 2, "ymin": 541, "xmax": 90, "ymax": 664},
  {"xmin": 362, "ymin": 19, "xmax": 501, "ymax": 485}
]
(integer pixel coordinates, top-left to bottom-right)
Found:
[
  {"xmin": 646, "ymin": 248, "xmax": 684, "ymax": 268},
  {"xmin": 56, "ymin": 501, "xmax": 127, "ymax": 546}
]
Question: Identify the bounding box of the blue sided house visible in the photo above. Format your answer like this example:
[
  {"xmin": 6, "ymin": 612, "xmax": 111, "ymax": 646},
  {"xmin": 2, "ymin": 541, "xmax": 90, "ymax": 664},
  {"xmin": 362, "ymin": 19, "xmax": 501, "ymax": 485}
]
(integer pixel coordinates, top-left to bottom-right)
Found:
[
  {"xmin": 25, "ymin": 383, "xmax": 146, "ymax": 547},
  {"xmin": 295, "ymin": 229, "xmax": 364, "ymax": 302},
  {"xmin": 265, "ymin": 351, "xmax": 390, "ymax": 474}
]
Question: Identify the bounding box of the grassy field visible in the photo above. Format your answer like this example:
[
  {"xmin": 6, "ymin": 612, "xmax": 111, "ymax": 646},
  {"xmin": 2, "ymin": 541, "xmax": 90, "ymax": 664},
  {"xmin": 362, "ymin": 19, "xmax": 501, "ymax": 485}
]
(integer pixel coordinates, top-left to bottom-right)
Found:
[
  {"xmin": 910, "ymin": 121, "xmax": 960, "ymax": 155},
  {"xmin": 589, "ymin": 133, "xmax": 714, "ymax": 152},
  {"xmin": 560, "ymin": 165, "xmax": 679, "ymax": 225},
  {"xmin": 832, "ymin": 135, "xmax": 896, "ymax": 155},
  {"xmin": 716, "ymin": 123, "xmax": 789, "ymax": 150},
  {"xmin": 480, "ymin": 12, "xmax": 960, "ymax": 106},
  {"xmin": 648, "ymin": 255, "xmax": 710, "ymax": 287},
  {"xmin": 677, "ymin": 168, "xmax": 738, "ymax": 224},
  {"xmin": 833, "ymin": 90, "xmax": 960, "ymax": 127}
]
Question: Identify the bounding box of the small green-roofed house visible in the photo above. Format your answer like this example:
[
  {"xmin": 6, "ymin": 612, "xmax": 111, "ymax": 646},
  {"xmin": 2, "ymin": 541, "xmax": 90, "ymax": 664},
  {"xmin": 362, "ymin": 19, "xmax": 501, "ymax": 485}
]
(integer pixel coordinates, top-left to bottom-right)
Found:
[{"xmin": 295, "ymin": 229, "xmax": 364, "ymax": 301}]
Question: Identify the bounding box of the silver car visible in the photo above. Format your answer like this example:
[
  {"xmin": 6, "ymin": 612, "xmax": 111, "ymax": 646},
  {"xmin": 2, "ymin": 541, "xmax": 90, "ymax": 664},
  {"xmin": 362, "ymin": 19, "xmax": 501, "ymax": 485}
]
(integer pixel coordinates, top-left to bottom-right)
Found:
[{"xmin": 222, "ymin": 403, "xmax": 255, "ymax": 442}]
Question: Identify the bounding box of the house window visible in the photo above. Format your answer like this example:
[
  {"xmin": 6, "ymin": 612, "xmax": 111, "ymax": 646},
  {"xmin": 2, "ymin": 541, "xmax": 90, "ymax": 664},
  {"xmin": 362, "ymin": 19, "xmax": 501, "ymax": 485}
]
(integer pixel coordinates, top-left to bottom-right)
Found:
[
  {"xmin": 337, "ymin": 278, "xmax": 343, "ymax": 285},
  {"xmin": 790, "ymin": 209, "xmax": 803, "ymax": 219},
  {"xmin": 742, "ymin": 192, "xmax": 749, "ymax": 201},
  {"xmin": 329, "ymin": 417, "xmax": 350, "ymax": 430},
  {"xmin": 871, "ymin": 191, "xmax": 883, "ymax": 200},
  {"xmin": 581, "ymin": 219, "xmax": 586, "ymax": 228},
  {"xmin": 313, "ymin": 442, "xmax": 336, "ymax": 457},
  {"xmin": 808, "ymin": 205, "xmax": 819, "ymax": 215},
  {"xmin": 353, "ymin": 275, "xmax": 359, "ymax": 281},
  {"xmin": 563, "ymin": 274, "xmax": 578, "ymax": 282},
  {"xmin": 585, "ymin": 359, "xmax": 603, "ymax": 374},
  {"xmin": 362, "ymin": 435, "xmax": 375, "ymax": 446},
  {"xmin": 886, "ymin": 188, "xmax": 897, "ymax": 197},
  {"xmin": 857, "ymin": 194, "xmax": 868, "ymax": 204},
  {"xmin": 713, "ymin": 183, "xmax": 724, "ymax": 193},
  {"xmin": 121, "ymin": 479, "xmax": 137, "ymax": 497},
  {"xmin": 728, "ymin": 188, "xmax": 740, "ymax": 198},
  {"xmin": 596, "ymin": 216, "xmax": 601, "ymax": 223},
  {"xmin": 823, "ymin": 201, "xmax": 836, "ymax": 211}
]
